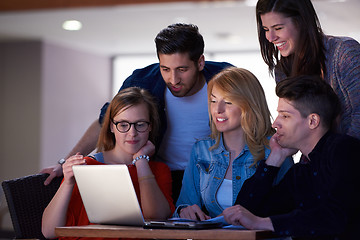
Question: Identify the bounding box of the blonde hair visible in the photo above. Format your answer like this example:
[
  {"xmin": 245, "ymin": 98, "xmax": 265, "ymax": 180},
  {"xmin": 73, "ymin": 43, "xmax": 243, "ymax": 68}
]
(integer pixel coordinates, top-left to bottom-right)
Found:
[
  {"xmin": 207, "ymin": 67, "xmax": 275, "ymax": 164},
  {"xmin": 96, "ymin": 87, "xmax": 160, "ymax": 152}
]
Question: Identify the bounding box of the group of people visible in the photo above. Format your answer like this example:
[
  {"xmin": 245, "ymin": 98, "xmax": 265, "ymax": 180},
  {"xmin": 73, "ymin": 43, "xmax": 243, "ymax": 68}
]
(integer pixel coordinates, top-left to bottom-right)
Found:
[{"xmin": 41, "ymin": 0, "xmax": 360, "ymax": 239}]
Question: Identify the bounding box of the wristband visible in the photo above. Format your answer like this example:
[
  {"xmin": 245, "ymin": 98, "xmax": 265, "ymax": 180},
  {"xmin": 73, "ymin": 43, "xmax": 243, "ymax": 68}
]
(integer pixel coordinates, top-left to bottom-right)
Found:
[
  {"xmin": 138, "ymin": 174, "xmax": 155, "ymax": 181},
  {"xmin": 132, "ymin": 155, "xmax": 150, "ymax": 165},
  {"xmin": 58, "ymin": 158, "xmax": 66, "ymax": 165}
]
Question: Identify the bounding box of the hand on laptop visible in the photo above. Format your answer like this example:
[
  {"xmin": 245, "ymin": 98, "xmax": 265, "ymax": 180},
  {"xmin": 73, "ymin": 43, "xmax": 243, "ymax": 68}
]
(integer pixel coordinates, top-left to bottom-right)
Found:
[
  {"xmin": 62, "ymin": 153, "xmax": 86, "ymax": 185},
  {"xmin": 179, "ymin": 204, "xmax": 211, "ymax": 221}
]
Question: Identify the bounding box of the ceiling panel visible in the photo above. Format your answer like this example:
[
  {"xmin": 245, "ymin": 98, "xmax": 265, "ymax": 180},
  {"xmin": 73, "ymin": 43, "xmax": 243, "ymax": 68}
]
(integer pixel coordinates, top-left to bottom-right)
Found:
[{"xmin": 0, "ymin": 0, "xmax": 359, "ymax": 56}]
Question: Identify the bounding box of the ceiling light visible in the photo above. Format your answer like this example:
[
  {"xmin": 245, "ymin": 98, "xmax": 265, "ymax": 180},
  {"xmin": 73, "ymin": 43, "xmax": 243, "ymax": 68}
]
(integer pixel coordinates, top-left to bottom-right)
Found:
[
  {"xmin": 62, "ymin": 20, "xmax": 82, "ymax": 31},
  {"xmin": 244, "ymin": 0, "xmax": 257, "ymax": 7}
]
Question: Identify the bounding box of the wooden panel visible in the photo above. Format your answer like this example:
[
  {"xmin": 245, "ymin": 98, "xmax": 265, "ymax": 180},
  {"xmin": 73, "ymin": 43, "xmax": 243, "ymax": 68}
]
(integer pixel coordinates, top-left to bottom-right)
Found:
[{"xmin": 55, "ymin": 225, "xmax": 276, "ymax": 240}]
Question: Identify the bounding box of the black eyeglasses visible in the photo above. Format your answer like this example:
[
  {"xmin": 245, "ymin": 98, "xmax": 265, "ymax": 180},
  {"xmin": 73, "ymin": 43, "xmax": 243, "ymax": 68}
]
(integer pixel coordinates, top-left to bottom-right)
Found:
[{"xmin": 112, "ymin": 120, "xmax": 150, "ymax": 133}]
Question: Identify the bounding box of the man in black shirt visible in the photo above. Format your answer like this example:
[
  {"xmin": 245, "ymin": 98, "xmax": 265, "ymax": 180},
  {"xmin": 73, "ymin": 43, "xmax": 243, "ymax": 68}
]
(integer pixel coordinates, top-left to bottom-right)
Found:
[{"xmin": 223, "ymin": 75, "xmax": 360, "ymax": 239}]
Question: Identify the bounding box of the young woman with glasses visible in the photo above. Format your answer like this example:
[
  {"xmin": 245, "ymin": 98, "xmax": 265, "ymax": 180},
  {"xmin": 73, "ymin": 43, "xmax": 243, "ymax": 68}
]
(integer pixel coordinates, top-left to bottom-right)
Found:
[{"xmin": 42, "ymin": 87, "xmax": 174, "ymax": 239}]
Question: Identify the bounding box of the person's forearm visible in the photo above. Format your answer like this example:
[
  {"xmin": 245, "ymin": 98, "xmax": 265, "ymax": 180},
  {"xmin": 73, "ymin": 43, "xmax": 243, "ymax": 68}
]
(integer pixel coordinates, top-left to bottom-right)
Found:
[
  {"xmin": 256, "ymin": 217, "xmax": 274, "ymax": 231},
  {"xmin": 136, "ymin": 161, "xmax": 171, "ymax": 220},
  {"xmin": 42, "ymin": 182, "xmax": 74, "ymax": 238},
  {"xmin": 140, "ymin": 181, "xmax": 171, "ymax": 220},
  {"xmin": 41, "ymin": 121, "xmax": 101, "ymax": 185},
  {"xmin": 66, "ymin": 120, "xmax": 101, "ymax": 158},
  {"xmin": 265, "ymin": 150, "xmax": 287, "ymax": 167}
]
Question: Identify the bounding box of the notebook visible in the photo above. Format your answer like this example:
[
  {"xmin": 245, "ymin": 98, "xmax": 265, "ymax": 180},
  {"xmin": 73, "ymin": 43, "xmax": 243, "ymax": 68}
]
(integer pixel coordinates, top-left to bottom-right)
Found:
[{"xmin": 72, "ymin": 164, "xmax": 223, "ymax": 229}]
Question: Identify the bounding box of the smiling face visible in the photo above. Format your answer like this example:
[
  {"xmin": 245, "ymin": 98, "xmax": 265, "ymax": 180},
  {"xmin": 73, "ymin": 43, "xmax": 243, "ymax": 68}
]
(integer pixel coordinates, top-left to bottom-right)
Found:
[
  {"xmin": 272, "ymin": 98, "xmax": 310, "ymax": 150},
  {"xmin": 210, "ymin": 86, "xmax": 243, "ymax": 136},
  {"xmin": 260, "ymin": 11, "xmax": 300, "ymax": 57},
  {"xmin": 111, "ymin": 103, "xmax": 151, "ymax": 155},
  {"xmin": 159, "ymin": 52, "xmax": 205, "ymax": 97}
]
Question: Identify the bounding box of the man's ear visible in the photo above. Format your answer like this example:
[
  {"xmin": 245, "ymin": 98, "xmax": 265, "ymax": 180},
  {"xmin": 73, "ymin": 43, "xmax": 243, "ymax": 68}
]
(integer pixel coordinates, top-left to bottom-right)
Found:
[
  {"xmin": 308, "ymin": 113, "xmax": 321, "ymax": 130},
  {"xmin": 198, "ymin": 55, "xmax": 205, "ymax": 71}
]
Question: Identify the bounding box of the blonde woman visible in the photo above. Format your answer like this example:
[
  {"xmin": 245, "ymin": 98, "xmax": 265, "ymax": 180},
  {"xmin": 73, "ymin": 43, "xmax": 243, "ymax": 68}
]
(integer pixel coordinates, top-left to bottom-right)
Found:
[{"xmin": 174, "ymin": 67, "xmax": 293, "ymax": 220}]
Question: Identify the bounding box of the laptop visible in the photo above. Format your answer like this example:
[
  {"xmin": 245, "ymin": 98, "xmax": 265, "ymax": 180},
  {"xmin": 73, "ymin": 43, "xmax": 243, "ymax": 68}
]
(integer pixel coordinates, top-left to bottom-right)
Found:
[{"xmin": 72, "ymin": 164, "xmax": 223, "ymax": 229}]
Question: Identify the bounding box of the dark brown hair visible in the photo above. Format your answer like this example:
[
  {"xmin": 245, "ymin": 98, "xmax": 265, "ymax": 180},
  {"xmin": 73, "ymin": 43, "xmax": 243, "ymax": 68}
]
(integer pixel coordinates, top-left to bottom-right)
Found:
[
  {"xmin": 276, "ymin": 75, "xmax": 341, "ymax": 130},
  {"xmin": 155, "ymin": 23, "xmax": 204, "ymax": 63}
]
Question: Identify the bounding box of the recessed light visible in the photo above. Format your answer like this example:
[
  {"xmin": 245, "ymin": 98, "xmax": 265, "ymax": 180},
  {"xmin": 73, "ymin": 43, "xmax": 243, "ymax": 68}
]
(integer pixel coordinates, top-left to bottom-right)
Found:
[
  {"xmin": 62, "ymin": 20, "xmax": 82, "ymax": 31},
  {"xmin": 244, "ymin": 0, "xmax": 257, "ymax": 7}
]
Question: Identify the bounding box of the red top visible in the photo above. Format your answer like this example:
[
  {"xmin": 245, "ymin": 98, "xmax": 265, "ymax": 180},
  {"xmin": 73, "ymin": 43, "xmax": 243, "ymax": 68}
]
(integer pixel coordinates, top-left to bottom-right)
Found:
[{"xmin": 59, "ymin": 156, "xmax": 174, "ymax": 240}]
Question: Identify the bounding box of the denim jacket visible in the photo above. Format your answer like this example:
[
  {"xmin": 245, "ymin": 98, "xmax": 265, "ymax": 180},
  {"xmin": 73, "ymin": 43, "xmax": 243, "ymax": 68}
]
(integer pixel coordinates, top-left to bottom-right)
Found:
[{"xmin": 174, "ymin": 135, "xmax": 293, "ymax": 218}]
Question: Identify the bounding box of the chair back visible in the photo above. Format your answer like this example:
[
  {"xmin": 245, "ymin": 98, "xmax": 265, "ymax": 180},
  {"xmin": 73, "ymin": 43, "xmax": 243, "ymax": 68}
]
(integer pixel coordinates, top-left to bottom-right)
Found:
[{"xmin": 2, "ymin": 173, "xmax": 62, "ymax": 239}]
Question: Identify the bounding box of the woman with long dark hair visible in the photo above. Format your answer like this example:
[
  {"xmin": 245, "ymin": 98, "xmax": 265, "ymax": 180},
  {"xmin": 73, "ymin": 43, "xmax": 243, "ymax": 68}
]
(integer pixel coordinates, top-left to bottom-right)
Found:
[{"xmin": 256, "ymin": 0, "xmax": 360, "ymax": 140}]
